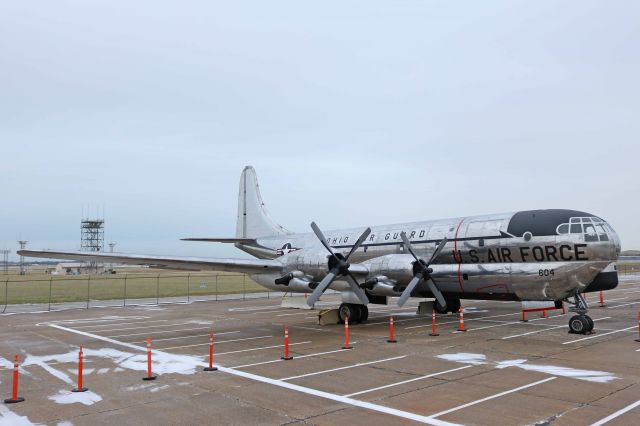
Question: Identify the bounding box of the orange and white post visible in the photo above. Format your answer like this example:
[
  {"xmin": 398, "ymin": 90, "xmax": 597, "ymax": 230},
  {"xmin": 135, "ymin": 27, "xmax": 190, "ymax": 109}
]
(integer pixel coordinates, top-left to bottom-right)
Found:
[
  {"xmin": 635, "ymin": 312, "xmax": 640, "ymax": 343},
  {"xmin": 3, "ymin": 354, "xmax": 24, "ymax": 404},
  {"xmin": 457, "ymin": 306, "xmax": 467, "ymax": 332},
  {"xmin": 342, "ymin": 316, "xmax": 352, "ymax": 349},
  {"xmin": 143, "ymin": 337, "xmax": 157, "ymax": 381},
  {"xmin": 387, "ymin": 316, "xmax": 397, "ymax": 343},
  {"xmin": 429, "ymin": 308, "xmax": 439, "ymax": 336},
  {"xmin": 204, "ymin": 333, "xmax": 218, "ymax": 371},
  {"xmin": 281, "ymin": 325, "xmax": 293, "ymax": 360},
  {"xmin": 72, "ymin": 346, "xmax": 88, "ymax": 392},
  {"xmin": 599, "ymin": 291, "xmax": 606, "ymax": 307}
]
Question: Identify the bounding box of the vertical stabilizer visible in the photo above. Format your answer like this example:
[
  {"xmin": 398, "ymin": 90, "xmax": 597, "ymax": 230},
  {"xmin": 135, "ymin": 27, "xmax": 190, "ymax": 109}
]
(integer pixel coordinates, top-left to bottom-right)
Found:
[{"xmin": 236, "ymin": 166, "xmax": 289, "ymax": 238}]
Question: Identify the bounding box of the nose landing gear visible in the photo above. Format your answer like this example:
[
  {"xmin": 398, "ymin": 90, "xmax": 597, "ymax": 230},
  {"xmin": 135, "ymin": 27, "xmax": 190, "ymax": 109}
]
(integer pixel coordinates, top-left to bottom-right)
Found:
[{"xmin": 565, "ymin": 292, "xmax": 595, "ymax": 334}]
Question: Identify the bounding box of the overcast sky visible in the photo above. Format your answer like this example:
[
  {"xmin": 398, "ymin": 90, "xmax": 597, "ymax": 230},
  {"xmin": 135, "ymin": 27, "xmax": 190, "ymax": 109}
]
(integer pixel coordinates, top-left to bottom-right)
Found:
[{"xmin": 2, "ymin": 1, "xmax": 639, "ymax": 260}]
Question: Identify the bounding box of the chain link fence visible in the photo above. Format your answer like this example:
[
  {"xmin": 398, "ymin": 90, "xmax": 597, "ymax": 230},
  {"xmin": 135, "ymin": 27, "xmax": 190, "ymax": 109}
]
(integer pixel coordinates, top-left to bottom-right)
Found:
[{"xmin": 0, "ymin": 272, "xmax": 280, "ymax": 314}]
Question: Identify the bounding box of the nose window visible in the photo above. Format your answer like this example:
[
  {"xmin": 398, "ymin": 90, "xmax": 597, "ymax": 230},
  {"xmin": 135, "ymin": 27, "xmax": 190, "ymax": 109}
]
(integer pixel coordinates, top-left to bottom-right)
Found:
[{"xmin": 557, "ymin": 217, "xmax": 609, "ymax": 241}]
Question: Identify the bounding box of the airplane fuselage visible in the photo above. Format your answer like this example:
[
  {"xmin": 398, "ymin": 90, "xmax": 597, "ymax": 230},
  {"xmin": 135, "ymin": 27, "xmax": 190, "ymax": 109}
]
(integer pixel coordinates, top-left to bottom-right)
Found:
[{"xmin": 242, "ymin": 209, "xmax": 620, "ymax": 303}]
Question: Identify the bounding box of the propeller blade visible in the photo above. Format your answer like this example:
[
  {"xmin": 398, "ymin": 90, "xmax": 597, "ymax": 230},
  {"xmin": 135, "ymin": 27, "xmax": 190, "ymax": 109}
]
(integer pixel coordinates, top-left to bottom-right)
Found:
[
  {"xmin": 427, "ymin": 237, "xmax": 448, "ymax": 265},
  {"xmin": 397, "ymin": 274, "xmax": 423, "ymax": 307},
  {"xmin": 345, "ymin": 273, "xmax": 370, "ymax": 304},
  {"xmin": 346, "ymin": 227, "xmax": 372, "ymax": 260},
  {"xmin": 426, "ymin": 278, "xmax": 447, "ymax": 309},
  {"xmin": 400, "ymin": 231, "xmax": 420, "ymax": 262},
  {"xmin": 306, "ymin": 269, "xmax": 337, "ymax": 306},
  {"xmin": 310, "ymin": 222, "xmax": 337, "ymax": 257}
]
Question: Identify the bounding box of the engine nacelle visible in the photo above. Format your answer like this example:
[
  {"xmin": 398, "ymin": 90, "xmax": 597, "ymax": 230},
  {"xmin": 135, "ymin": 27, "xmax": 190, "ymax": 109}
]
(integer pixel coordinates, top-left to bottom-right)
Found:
[
  {"xmin": 362, "ymin": 254, "xmax": 415, "ymax": 284},
  {"xmin": 279, "ymin": 251, "xmax": 330, "ymax": 281}
]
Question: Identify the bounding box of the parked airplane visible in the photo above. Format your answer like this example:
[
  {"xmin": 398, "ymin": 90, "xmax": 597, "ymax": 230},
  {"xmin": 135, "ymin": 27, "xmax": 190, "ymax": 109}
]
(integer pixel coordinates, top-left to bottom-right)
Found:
[{"xmin": 20, "ymin": 166, "xmax": 621, "ymax": 334}]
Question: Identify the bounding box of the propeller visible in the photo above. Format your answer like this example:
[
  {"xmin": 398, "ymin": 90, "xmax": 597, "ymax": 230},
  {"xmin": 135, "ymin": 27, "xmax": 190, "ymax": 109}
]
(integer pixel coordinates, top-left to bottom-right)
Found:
[
  {"xmin": 397, "ymin": 232, "xmax": 448, "ymax": 307},
  {"xmin": 306, "ymin": 222, "xmax": 371, "ymax": 307}
]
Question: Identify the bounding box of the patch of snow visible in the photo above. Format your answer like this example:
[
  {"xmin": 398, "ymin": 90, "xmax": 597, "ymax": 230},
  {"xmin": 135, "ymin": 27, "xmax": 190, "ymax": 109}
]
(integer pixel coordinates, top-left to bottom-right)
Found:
[
  {"xmin": 0, "ymin": 404, "xmax": 41, "ymax": 426},
  {"xmin": 48, "ymin": 390, "xmax": 102, "ymax": 406},
  {"xmin": 150, "ymin": 385, "xmax": 169, "ymax": 393},
  {"xmin": 436, "ymin": 353, "xmax": 487, "ymax": 365},
  {"xmin": 97, "ymin": 368, "xmax": 109, "ymax": 374},
  {"xmin": 57, "ymin": 421, "xmax": 73, "ymax": 426}
]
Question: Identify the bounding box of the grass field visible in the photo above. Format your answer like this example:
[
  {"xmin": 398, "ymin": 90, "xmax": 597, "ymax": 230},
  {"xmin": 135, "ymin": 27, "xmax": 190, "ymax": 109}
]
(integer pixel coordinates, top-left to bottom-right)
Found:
[{"xmin": 0, "ymin": 270, "xmax": 266, "ymax": 306}]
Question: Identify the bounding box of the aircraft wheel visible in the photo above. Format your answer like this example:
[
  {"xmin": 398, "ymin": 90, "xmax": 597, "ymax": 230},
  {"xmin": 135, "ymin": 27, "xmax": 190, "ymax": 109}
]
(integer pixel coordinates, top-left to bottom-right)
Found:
[
  {"xmin": 359, "ymin": 305, "xmax": 369, "ymax": 323},
  {"xmin": 339, "ymin": 303, "xmax": 360, "ymax": 323},
  {"xmin": 568, "ymin": 315, "xmax": 590, "ymax": 334},
  {"xmin": 435, "ymin": 300, "xmax": 448, "ymax": 314},
  {"xmin": 585, "ymin": 315, "xmax": 594, "ymax": 333},
  {"xmin": 447, "ymin": 298, "xmax": 461, "ymax": 314}
]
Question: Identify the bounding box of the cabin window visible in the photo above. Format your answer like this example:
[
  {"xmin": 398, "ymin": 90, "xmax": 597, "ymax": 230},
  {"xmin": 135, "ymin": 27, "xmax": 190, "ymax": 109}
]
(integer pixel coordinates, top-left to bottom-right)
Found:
[
  {"xmin": 557, "ymin": 224, "xmax": 569, "ymax": 234},
  {"xmin": 478, "ymin": 238, "xmax": 484, "ymax": 247}
]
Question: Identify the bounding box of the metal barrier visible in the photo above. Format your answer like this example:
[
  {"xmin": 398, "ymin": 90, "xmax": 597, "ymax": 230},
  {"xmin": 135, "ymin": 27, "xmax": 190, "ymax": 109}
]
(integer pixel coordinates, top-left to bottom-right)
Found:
[{"xmin": 1, "ymin": 272, "xmax": 273, "ymax": 314}]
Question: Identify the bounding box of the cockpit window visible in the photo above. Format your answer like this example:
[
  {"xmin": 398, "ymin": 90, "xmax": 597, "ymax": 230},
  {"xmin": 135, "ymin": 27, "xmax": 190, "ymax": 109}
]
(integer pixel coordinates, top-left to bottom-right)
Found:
[{"xmin": 556, "ymin": 217, "xmax": 609, "ymax": 241}]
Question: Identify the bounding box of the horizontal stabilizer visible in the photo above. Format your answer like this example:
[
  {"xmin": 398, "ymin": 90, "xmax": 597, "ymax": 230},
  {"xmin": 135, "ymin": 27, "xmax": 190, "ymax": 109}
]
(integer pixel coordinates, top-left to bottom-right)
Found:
[
  {"xmin": 18, "ymin": 250, "xmax": 282, "ymax": 274},
  {"xmin": 181, "ymin": 237, "xmax": 257, "ymax": 244}
]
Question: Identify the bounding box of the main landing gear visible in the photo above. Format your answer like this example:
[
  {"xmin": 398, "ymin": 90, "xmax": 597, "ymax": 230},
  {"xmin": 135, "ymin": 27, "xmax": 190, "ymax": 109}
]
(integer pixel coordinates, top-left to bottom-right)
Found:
[
  {"xmin": 435, "ymin": 297, "xmax": 461, "ymax": 314},
  {"xmin": 338, "ymin": 303, "xmax": 368, "ymax": 324},
  {"xmin": 565, "ymin": 291, "xmax": 594, "ymax": 334}
]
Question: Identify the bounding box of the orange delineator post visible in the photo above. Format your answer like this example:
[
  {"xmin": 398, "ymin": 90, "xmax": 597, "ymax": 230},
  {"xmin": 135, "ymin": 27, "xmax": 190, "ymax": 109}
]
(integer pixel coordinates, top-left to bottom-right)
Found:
[
  {"xmin": 72, "ymin": 346, "xmax": 88, "ymax": 392},
  {"xmin": 635, "ymin": 312, "xmax": 640, "ymax": 343},
  {"xmin": 599, "ymin": 291, "xmax": 605, "ymax": 307},
  {"xmin": 4, "ymin": 354, "xmax": 24, "ymax": 404},
  {"xmin": 457, "ymin": 306, "xmax": 466, "ymax": 332},
  {"xmin": 429, "ymin": 309, "xmax": 439, "ymax": 336},
  {"xmin": 142, "ymin": 338, "xmax": 157, "ymax": 381},
  {"xmin": 204, "ymin": 333, "xmax": 218, "ymax": 371},
  {"xmin": 342, "ymin": 316, "xmax": 352, "ymax": 349},
  {"xmin": 542, "ymin": 309, "xmax": 548, "ymax": 318},
  {"xmin": 281, "ymin": 325, "xmax": 293, "ymax": 360},
  {"xmin": 521, "ymin": 310, "xmax": 528, "ymax": 322},
  {"xmin": 387, "ymin": 316, "xmax": 397, "ymax": 343}
]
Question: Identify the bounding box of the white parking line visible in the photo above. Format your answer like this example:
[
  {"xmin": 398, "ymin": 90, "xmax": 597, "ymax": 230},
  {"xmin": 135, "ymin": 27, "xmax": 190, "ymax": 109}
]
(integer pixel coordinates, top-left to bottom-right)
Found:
[
  {"xmin": 344, "ymin": 366, "xmax": 473, "ymax": 397},
  {"xmin": 427, "ymin": 377, "xmax": 557, "ymax": 419},
  {"xmin": 46, "ymin": 316, "xmax": 152, "ymax": 326},
  {"xmin": 232, "ymin": 349, "xmax": 351, "ymax": 369},
  {"xmin": 45, "ymin": 323, "xmax": 459, "ymax": 426},
  {"xmin": 159, "ymin": 335, "xmax": 273, "ymax": 350},
  {"xmin": 141, "ymin": 330, "xmax": 240, "ymax": 343},
  {"xmin": 563, "ymin": 326, "xmax": 637, "ymax": 344},
  {"xmin": 607, "ymin": 301, "xmax": 640, "ymax": 309},
  {"xmin": 590, "ymin": 399, "xmax": 640, "ymax": 426},
  {"xmin": 83, "ymin": 321, "xmax": 200, "ymax": 333},
  {"xmin": 106, "ymin": 326, "xmax": 215, "ymax": 338},
  {"xmin": 404, "ymin": 312, "xmax": 518, "ymax": 330},
  {"xmin": 215, "ymin": 341, "xmax": 312, "ymax": 356},
  {"xmin": 280, "ymin": 356, "xmax": 406, "ymax": 381},
  {"xmin": 276, "ymin": 311, "xmax": 317, "ymax": 317},
  {"xmin": 502, "ymin": 317, "xmax": 610, "ymax": 340},
  {"xmin": 228, "ymin": 305, "xmax": 283, "ymax": 312}
]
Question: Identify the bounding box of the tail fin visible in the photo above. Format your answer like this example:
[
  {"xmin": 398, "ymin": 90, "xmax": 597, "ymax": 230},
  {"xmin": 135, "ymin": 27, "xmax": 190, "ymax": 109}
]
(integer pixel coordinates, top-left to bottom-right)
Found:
[{"xmin": 236, "ymin": 166, "xmax": 289, "ymax": 239}]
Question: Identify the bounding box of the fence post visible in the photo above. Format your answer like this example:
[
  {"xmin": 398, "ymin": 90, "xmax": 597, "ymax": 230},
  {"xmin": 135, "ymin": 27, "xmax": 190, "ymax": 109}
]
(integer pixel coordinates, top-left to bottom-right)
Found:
[
  {"xmin": 243, "ymin": 275, "xmax": 246, "ymax": 301},
  {"xmin": 156, "ymin": 273, "xmax": 160, "ymax": 305},
  {"xmin": 123, "ymin": 275, "xmax": 128, "ymax": 307},
  {"xmin": 48, "ymin": 276, "xmax": 53, "ymax": 312},
  {"xmin": 86, "ymin": 276, "xmax": 91, "ymax": 309},
  {"xmin": 215, "ymin": 275, "xmax": 218, "ymax": 301},
  {"xmin": 187, "ymin": 273, "xmax": 190, "ymax": 304},
  {"xmin": 2, "ymin": 278, "xmax": 8, "ymax": 314}
]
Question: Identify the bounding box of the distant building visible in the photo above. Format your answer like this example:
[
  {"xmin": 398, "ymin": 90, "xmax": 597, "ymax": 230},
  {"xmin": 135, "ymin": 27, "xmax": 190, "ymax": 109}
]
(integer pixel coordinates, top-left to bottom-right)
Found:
[{"xmin": 55, "ymin": 262, "xmax": 104, "ymax": 275}]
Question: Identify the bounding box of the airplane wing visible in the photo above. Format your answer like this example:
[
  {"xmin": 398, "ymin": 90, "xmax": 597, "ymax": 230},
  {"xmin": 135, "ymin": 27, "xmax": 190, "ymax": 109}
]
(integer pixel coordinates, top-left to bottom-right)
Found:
[
  {"xmin": 17, "ymin": 250, "xmax": 283, "ymax": 274},
  {"xmin": 180, "ymin": 238, "xmax": 257, "ymax": 244}
]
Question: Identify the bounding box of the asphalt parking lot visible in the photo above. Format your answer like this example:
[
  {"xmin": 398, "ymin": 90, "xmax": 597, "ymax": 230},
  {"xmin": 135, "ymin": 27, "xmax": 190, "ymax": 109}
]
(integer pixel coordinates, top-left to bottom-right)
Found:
[{"xmin": 1, "ymin": 275, "xmax": 640, "ymax": 425}]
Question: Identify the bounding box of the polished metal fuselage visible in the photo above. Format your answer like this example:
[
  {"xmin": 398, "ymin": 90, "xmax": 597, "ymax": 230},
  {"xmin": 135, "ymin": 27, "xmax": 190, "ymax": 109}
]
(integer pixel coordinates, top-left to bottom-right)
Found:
[{"xmin": 242, "ymin": 211, "xmax": 621, "ymax": 303}]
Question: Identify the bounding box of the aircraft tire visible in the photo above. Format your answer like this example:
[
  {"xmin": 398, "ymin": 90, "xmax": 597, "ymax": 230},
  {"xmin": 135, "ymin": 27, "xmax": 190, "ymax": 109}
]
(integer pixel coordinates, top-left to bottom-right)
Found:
[
  {"xmin": 339, "ymin": 303, "xmax": 360, "ymax": 324},
  {"xmin": 359, "ymin": 305, "xmax": 369, "ymax": 323},
  {"xmin": 585, "ymin": 315, "xmax": 594, "ymax": 332},
  {"xmin": 434, "ymin": 300, "xmax": 448, "ymax": 314},
  {"xmin": 569, "ymin": 315, "xmax": 590, "ymax": 334},
  {"xmin": 447, "ymin": 298, "xmax": 461, "ymax": 314}
]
